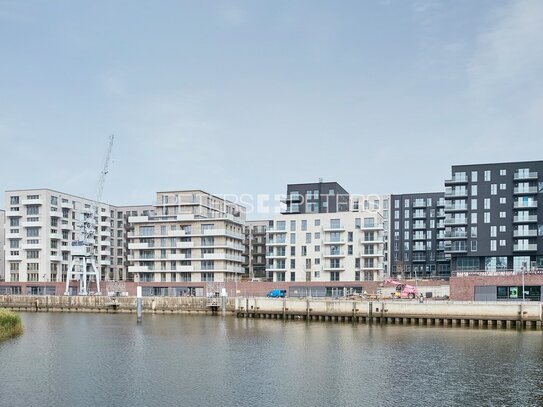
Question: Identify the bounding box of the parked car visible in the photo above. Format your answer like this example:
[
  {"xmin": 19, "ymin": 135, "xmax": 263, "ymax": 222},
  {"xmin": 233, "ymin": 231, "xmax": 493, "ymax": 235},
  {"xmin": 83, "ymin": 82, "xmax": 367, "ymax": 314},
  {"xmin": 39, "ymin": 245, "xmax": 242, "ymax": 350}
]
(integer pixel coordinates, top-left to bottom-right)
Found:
[{"xmin": 266, "ymin": 289, "xmax": 287, "ymax": 298}]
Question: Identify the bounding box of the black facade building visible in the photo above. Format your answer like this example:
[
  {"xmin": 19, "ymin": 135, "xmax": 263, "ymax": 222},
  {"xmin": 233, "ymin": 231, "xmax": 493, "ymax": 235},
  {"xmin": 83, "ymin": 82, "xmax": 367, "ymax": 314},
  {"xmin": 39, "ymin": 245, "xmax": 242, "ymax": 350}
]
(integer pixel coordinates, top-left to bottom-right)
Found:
[
  {"xmin": 390, "ymin": 192, "xmax": 450, "ymax": 279},
  {"xmin": 282, "ymin": 181, "xmax": 350, "ymax": 214},
  {"xmin": 444, "ymin": 160, "xmax": 543, "ymax": 272}
]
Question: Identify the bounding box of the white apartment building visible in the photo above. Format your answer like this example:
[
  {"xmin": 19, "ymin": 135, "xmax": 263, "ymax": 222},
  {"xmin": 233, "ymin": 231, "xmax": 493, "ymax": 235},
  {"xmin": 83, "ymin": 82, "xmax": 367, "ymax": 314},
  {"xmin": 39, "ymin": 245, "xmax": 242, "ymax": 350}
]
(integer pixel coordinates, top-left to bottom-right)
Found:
[
  {"xmin": 3, "ymin": 189, "xmax": 138, "ymax": 283},
  {"xmin": 0, "ymin": 210, "xmax": 5, "ymax": 280},
  {"xmin": 126, "ymin": 190, "xmax": 245, "ymax": 283},
  {"xmin": 267, "ymin": 195, "xmax": 390, "ymax": 282}
]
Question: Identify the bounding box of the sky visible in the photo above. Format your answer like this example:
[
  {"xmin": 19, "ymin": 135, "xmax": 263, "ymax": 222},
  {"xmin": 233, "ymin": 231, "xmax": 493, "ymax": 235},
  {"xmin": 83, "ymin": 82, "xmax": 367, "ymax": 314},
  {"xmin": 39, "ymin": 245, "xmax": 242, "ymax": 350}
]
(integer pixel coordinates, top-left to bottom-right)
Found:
[{"xmin": 1, "ymin": 0, "xmax": 542, "ymax": 218}]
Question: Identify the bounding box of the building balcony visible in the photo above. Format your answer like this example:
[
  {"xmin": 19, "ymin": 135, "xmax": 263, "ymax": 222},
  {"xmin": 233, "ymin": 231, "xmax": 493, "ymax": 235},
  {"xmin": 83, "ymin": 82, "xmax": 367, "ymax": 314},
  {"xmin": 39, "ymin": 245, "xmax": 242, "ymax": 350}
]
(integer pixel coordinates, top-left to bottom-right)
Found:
[
  {"xmin": 444, "ymin": 205, "xmax": 468, "ymax": 212},
  {"xmin": 266, "ymin": 241, "xmax": 287, "ymax": 246},
  {"xmin": 514, "ymin": 171, "xmax": 538, "ymax": 180},
  {"xmin": 361, "ymin": 224, "xmax": 384, "ymax": 231},
  {"xmin": 514, "ymin": 201, "xmax": 538, "ymax": 209},
  {"xmin": 361, "ymin": 264, "xmax": 384, "ymax": 271},
  {"xmin": 436, "ymin": 233, "xmax": 446, "ymax": 240},
  {"xmin": 514, "ymin": 186, "xmax": 538, "ymax": 195},
  {"xmin": 323, "ymin": 252, "xmax": 345, "ymax": 257},
  {"xmin": 445, "ymin": 245, "xmax": 467, "ymax": 253},
  {"xmin": 412, "ymin": 223, "xmax": 427, "ymax": 230},
  {"xmin": 412, "ymin": 212, "xmax": 426, "ymax": 219},
  {"xmin": 444, "ymin": 175, "xmax": 469, "ymax": 185},
  {"xmin": 323, "ymin": 266, "xmax": 345, "ymax": 272},
  {"xmin": 513, "ymin": 244, "xmax": 538, "ymax": 252},
  {"xmin": 267, "ymin": 227, "xmax": 287, "ymax": 234},
  {"xmin": 267, "ymin": 267, "xmax": 287, "ymax": 272},
  {"xmin": 61, "ymin": 221, "xmax": 71, "ymax": 230},
  {"xmin": 323, "ymin": 225, "xmax": 345, "ymax": 232},
  {"xmin": 176, "ymin": 241, "xmax": 194, "ymax": 249},
  {"xmin": 513, "ymin": 215, "xmax": 538, "ymax": 223},
  {"xmin": 437, "ymin": 211, "xmax": 446, "ymax": 218},
  {"xmin": 266, "ymin": 253, "xmax": 287, "ymax": 259},
  {"xmin": 50, "ymin": 232, "xmax": 63, "ymax": 240},
  {"xmin": 412, "ymin": 246, "xmax": 426, "ymax": 251},
  {"xmin": 444, "ymin": 231, "xmax": 468, "ymax": 239},
  {"xmin": 360, "ymin": 251, "xmax": 384, "ymax": 257},
  {"xmin": 50, "ymin": 211, "xmax": 62, "ymax": 218},
  {"xmin": 360, "ymin": 237, "xmax": 383, "ymax": 244},
  {"xmin": 22, "ymin": 242, "xmax": 42, "ymax": 249},
  {"xmin": 412, "ymin": 256, "xmax": 427, "ymax": 262},
  {"xmin": 128, "ymin": 265, "xmax": 153, "ymax": 273},
  {"xmin": 444, "ymin": 218, "xmax": 468, "ymax": 226},
  {"xmin": 128, "ymin": 242, "xmax": 153, "ymax": 250},
  {"xmin": 21, "ymin": 221, "xmax": 41, "ymax": 228},
  {"xmin": 61, "ymin": 201, "xmax": 72, "ymax": 209},
  {"xmin": 412, "ymin": 200, "xmax": 427, "ymax": 208},
  {"xmin": 22, "ymin": 198, "xmax": 44, "ymax": 206},
  {"xmin": 7, "ymin": 210, "xmax": 23, "ymax": 217},
  {"xmin": 100, "ymin": 240, "xmax": 111, "ymax": 247},
  {"xmin": 412, "ymin": 234, "xmax": 426, "ymax": 241},
  {"xmin": 323, "ymin": 240, "xmax": 345, "ymax": 245},
  {"xmin": 444, "ymin": 190, "xmax": 468, "ymax": 198},
  {"xmin": 513, "ymin": 229, "xmax": 538, "ymax": 237}
]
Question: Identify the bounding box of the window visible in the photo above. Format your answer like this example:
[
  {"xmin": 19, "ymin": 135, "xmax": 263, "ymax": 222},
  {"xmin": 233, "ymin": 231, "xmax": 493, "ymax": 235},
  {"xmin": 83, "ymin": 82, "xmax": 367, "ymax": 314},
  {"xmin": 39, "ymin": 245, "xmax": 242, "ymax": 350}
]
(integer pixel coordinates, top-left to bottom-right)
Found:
[
  {"xmin": 499, "ymin": 212, "xmax": 506, "ymax": 218},
  {"xmin": 306, "ymin": 233, "xmax": 311, "ymax": 244},
  {"xmin": 491, "ymin": 184, "xmax": 497, "ymax": 195},
  {"xmin": 315, "ymin": 232, "xmax": 320, "ymax": 239},
  {"xmin": 484, "ymin": 198, "xmax": 490, "ymax": 209},
  {"xmin": 471, "ymin": 199, "xmax": 477, "ymax": 210},
  {"xmin": 484, "ymin": 213, "xmax": 490, "ymax": 223},
  {"xmin": 490, "ymin": 240, "xmax": 497, "ymax": 252},
  {"xmin": 348, "ymin": 232, "xmax": 353, "ymax": 242},
  {"xmin": 500, "ymin": 197, "xmax": 506, "ymax": 204},
  {"xmin": 315, "ymin": 245, "xmax": 320, "ymax": 252},
  {"xmin": 471, "ymin": 171, "xmax": 478, "ymax": 182},
  {"xmin": 290, "ymin": 220, "xmax": 296, "ymax": 230},
  {"xmin": 290, "ymin": 260, "xmax": 295, "ymax": 269},
  {"xmin": 364, "ymin": 218, "xmax": 375, "ymax": 228},
  {"xmin": 500, "ymin": 183, "xmax": 506, "ymax": 190},
  {"xmin": 404, "ymin": 209, "xmax": 410, "ymax": 219},
  {"xmin": 314, "ymin": 219, "xmax": 320, "ymax": 226},
  {"xmin": 471, "ymin": 241, "xmax": 477, "ymax": 252},
  {"xmin": 330, "ymin": 271, "xmax": 340, "ymax": 281},
  {"xmin": 471, "ymin": 213, "xmax": 477, "ymax": 224},
  {"xmin": 394, "ymin": 199, "xmax": 400, "ymax": 209},
  {"xmin": 404, "ymin": 199, "xmax": 410, "ymax": 208},
  {"xmin": 471, "ymin": 185, "xmax": 477, "ymax": 196},
  {"xmin": 290, "ymin": 271, "xmax": 295, "ymax": 281},
  {"xmin": 301, "ymin": 220, "xmax": 307, "ymax": 231},
  {"xmin": 499, "ymin": 225, "xmax": 506, "ymax": 232},
  {"xmin": 10, "ymin": 196, "xmax": 20, "ymax": 205},
  {"xmin": 499, "ymin": 240, "xmax": 506, "ymax": 247},
  {"xmin": 471, "ymin": 227, "xmax": 477, "ymax": 238},
  {"xmin": 290, "ymin": 233, "xmax": 296, "ymax": 244},
  {"xmin": 484, "ymin": 170, "xmax": 491, "ymax": 181},
  {"xmin": 500, "ymin": 169, "xmax": 506, "ymax": 176},
  {"xmin": 27, "ymin": 206, "xmax": 39, "ymax": 215},
  {"xmin": 348, "ymin": 245, "xmax": 353, "ymax": 255},
  {"xmin": 490, "ymin": 226, "xmax": 497, "ymax": 237}
]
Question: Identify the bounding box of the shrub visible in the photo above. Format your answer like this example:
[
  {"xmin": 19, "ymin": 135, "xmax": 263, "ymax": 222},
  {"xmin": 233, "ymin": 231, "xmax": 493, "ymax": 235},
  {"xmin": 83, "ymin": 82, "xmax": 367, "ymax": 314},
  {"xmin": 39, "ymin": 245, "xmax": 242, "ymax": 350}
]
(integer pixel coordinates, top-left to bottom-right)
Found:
[{"xmin": 0, "ymin": 308, "xmax": 23, "ymax": 341}]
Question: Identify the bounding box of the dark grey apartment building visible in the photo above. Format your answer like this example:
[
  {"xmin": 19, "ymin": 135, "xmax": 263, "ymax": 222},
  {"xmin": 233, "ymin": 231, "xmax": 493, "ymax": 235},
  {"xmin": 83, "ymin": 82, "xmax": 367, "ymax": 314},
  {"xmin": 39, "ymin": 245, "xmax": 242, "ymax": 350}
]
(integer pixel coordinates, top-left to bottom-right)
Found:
[
  {"xmin": 283, "ymin": 181, "xmax": 350, "ymax": 214},
  {"xmin": 444, "ymin": 160, "xmax": 543, "ymax": 272},
  {"xmin": 390, "ymin": 193, "xmax": 450, "ymax": 279},
  {"xmin": 242, "ymin": 220, "xmax": 268, "ymax": 281}
]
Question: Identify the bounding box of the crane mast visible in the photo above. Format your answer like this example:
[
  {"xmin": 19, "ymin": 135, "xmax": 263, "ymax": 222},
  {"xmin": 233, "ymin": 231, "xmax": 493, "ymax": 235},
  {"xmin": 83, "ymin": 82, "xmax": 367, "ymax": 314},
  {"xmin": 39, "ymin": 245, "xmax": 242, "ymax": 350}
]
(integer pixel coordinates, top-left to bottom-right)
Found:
[{"xmin": 65, "ymin": 135, "xmax": 114, "ymax": 296}]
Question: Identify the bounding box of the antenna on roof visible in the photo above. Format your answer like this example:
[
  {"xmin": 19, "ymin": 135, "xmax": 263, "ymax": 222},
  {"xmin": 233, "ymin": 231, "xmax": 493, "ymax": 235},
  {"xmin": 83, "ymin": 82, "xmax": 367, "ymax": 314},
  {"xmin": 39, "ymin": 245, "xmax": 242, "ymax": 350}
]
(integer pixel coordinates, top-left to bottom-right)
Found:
[{"xmin": 318, "ymin": 177, "xmax": 323, "ymax": 183}]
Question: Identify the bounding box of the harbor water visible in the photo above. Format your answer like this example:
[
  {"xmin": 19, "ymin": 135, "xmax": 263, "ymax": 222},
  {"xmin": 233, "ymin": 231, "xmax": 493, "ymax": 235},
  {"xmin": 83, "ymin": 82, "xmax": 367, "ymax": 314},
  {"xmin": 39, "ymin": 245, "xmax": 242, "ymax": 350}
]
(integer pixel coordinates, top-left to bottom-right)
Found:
[{"xmin": 1, "ymin": 313, "xmax": 542, "ymax": 406}]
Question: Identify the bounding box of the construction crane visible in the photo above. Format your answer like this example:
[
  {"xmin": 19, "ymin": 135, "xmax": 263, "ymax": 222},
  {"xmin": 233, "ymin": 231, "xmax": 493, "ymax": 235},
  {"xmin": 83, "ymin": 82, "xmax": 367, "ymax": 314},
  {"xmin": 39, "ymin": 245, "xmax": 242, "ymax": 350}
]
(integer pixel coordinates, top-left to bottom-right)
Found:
[{"xmin": 65, "ymin": 135, "xmax": 114, "ymax": 296}]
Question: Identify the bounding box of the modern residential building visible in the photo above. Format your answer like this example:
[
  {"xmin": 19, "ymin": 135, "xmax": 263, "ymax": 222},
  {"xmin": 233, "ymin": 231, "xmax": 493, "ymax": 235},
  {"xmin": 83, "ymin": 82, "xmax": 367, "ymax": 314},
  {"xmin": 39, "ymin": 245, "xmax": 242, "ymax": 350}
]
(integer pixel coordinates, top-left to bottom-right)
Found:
[
  {"xmin": 126, "ymin": 190, "xmax": 246, "ymax": 283},
  {"xmin": 444, "ymin": 160, "xmax": 543, "ymax": 273},
  {"xmin": 268, "ymin": 192, "xmax": 390, "ymax": 282},
  {"xmin": 390, "ymin": 193, "xmax": 450, "ymax": 279},
  {"xmin": 0, "ymin": 209, "xmax": 5, "ymax": 280},
  {"xmin": 282, "ymin": 181, "xmax": 350, "ymax": 214},
  {"xmin": 242, "ymin": 220, "xmax": 268, "ymax": 281},
  {"xmin": 3, "ymin": 189, "xmax": 127, "ymax": 283}
]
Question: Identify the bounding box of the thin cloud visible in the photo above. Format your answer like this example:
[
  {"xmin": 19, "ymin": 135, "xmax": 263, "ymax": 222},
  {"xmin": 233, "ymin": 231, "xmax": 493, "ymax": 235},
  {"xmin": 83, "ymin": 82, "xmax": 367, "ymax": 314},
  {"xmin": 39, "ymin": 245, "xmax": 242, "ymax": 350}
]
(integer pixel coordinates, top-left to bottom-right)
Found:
[{"xmin": 467, "ymin": 0, "xmax": 543, "ymax": 110}]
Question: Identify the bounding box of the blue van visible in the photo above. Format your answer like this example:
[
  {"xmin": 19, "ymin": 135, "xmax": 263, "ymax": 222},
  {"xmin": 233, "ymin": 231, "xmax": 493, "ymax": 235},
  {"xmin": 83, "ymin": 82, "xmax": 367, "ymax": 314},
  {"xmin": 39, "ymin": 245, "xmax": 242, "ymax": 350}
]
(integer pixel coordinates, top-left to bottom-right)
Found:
[{"xmin": 266, "ymin": 289, "xmax": 287, "ymax": 298}]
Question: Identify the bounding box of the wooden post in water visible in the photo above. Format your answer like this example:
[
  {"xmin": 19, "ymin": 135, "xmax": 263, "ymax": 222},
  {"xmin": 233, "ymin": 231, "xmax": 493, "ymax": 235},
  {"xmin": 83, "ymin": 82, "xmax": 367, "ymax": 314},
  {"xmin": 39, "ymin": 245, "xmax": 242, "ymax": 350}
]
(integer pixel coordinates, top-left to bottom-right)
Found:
[{"xmin": 136, "ymin": 286, "xmax": 142, "ymax": 324}]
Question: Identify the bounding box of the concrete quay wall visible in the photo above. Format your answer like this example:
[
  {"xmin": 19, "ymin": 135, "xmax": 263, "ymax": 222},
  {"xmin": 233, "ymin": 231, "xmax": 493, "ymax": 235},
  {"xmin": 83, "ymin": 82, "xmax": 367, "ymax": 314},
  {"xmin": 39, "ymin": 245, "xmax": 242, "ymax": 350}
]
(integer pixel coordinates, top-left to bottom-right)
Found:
[
  {"xmin": 237, "ymin": 298, "xmax": 543, "ymax": 329},
  {"xmin": 0, "ymin": 295, "xmax": 236, "ymax": 314}
]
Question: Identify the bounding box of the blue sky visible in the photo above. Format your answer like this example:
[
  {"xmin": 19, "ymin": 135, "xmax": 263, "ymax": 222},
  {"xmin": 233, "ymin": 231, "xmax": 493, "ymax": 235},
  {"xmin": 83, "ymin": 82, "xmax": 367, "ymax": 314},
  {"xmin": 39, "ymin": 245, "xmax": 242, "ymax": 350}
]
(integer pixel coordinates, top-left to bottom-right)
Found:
[{"xmin": 1, "ymin": 0, "xmax": 542, "ymax": 216}]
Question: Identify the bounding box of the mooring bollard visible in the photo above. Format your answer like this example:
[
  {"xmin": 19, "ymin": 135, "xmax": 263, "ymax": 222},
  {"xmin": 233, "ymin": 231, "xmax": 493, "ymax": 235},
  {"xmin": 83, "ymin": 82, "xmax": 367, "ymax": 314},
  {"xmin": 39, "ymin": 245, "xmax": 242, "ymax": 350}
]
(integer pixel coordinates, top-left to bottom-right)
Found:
[{"xmin": 136, "ymin": 286, "xmax": 142, "ymax": 324}]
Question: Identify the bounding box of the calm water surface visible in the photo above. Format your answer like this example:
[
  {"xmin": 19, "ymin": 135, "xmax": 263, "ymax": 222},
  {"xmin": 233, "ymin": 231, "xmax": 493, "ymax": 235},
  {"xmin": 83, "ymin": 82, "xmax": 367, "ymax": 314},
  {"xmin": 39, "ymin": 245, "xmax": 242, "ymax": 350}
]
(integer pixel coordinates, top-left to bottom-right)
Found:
[{"xmin": 1, "ymin": 313, "xmax": 542, "ymax": 407}]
